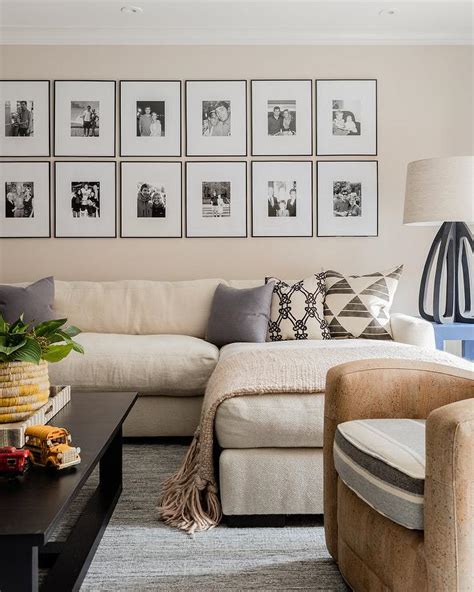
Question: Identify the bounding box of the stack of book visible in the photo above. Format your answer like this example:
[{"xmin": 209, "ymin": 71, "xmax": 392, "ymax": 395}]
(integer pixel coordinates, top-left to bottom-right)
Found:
[{"xmin": 0, "ymin": 385, "xmax": 71, "ymax": 447}]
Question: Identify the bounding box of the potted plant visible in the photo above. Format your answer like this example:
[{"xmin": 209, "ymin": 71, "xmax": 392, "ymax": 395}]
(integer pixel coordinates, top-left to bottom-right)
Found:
[{"xmin": 0, "ymin": 316, "xmax": 83, "ymax": 423}]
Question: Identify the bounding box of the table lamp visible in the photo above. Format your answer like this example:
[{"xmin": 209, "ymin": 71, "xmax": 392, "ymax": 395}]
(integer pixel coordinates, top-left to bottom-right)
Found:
[{"xmin": 404, "ymin": 156, "xmax": 474, "ymax": 324}]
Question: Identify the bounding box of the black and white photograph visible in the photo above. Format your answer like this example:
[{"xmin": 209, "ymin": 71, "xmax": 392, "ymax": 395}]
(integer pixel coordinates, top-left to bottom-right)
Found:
[
  {"xmin": 252, "ymin": 80, "xmax": 312, "ymax": 156},
  {"xmin": 70, "ymin": 181, "xmax": 100, "ymax": 218},
  {"xmin": 252, "ymin": 161, "xmax": 312, "ymax": 237},
  {"xmin": 202, "ymin": 101, "xmax": 231, "ymax": 136},
  {"xmin": 316, "ymin": 80, "xmax": 377, "ymax": 155},
  {"xmin": 54, "ymin": 80, "xmax": 115, "ymax": 157},
  {"xmin": 267, "ymin": 100, "xmax": 296, "ymax": 136},
  {"xmin": 120, "ymin": 81, "xmax": 181, "ymax": 156},
  {"xmin": 5, "ymin": 100, "xmax": 34, "ymax": 137},
  {"xmin": 186, "ymin": 81, "xmax": 246, "ymax": 156},
  {"xmin": 55, "ymin": 161, "xmax": 116, "ymax": 237},
  {"xmin": 186, "ymin": 161, "xmax": 247, "ymax": 237},
  {"xmin": 136, "ymin": 182, "xmax": 166, "ymax": 217},
  {"xmin": 0, "ymin": 162, "xmax": 50, "ymax": 237},
  {"xmin": 0, "ymin": 81, "xmax": 50, "ymax": 156},
  {"xmin": 317, "ymin": 161, "xmax": 377, "ymax": 236},
  {"xmin": 202, "ymin": 181, "xmax": 231, "ymax": 217},
  {"xmin": 332, "ymin": 100, "xmax": 361, "ymax": 136},
  {"xmin": 5, "ymin": 181, "xmax": 34, "ymax": 218},
  {"xmin": 267, "ymin": 181, "xmax": 297, "ymax": 217},
  {"xmin": 70, "ymin": 101, "xmax": 100, "ymax": 137},
  {"xmin": 136, "ymin": 101, "xmax": 165, "ymax": 137},
  {"xmin": 332, "ymin": 181, "xmax": 362, "ymax": 217},
  {"xmin": 121, "ymin": 161, "xmax": 182, "ymax": 237}
]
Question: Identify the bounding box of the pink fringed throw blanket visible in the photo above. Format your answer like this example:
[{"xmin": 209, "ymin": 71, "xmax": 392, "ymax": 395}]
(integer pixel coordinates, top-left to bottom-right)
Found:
[{"xmin": 158, "ymin": 343, "xmax": 471, "ymax": 534}]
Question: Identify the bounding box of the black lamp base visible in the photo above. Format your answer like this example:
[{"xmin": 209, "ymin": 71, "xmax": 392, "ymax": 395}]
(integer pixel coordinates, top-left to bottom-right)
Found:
[{"xmin": 419, "ymin": 221, "xmax": 473, "ymax": 324}]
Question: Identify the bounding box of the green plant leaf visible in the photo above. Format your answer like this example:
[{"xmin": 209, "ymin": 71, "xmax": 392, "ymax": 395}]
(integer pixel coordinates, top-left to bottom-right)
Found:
[
  {"xmin": 63, "ymin": 325, "xmax": 81, "ymax": 338},
  {"xmin": 71, "ymin": 341, "xmax": 84, "ymax": 354},
  {"xmin": 0, "ymin": 336, "xmax": 27, "ymax": 355},
  {"xmin": 47, "ymin": 330, "xmax": 72, "ymax": 345},
  {"xmin": 41, "ymin": 343, "xmax": 74, "ymax": 363},
  {"xmin": 12, "ymin": 338, "xmax": 42, "ymax": 364},
  {"xmin": 34, "ymin": 318, "xmax": 67, "ymax": 337},
  {"xmin": 9, "ymin": 317, "xmax": 29, "ymax": 334}
]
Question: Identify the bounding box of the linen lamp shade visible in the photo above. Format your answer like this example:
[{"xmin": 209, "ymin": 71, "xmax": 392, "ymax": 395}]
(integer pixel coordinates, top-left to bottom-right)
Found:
[{"xmin": 404, "ymin": 156, "xmax": 474, "ymax": 226}]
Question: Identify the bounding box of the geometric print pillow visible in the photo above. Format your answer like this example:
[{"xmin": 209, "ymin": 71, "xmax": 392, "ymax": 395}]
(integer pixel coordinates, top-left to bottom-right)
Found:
[
  {"xmin": 324, "ymin": 265, "xmax": 403, "ymax": 340},
  {"xmin": 266, "ymin": 274, "xmax": 331, "ymax": 341}
]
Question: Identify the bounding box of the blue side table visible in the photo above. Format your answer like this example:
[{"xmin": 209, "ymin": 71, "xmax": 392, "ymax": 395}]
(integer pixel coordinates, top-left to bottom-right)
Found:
[{"xmin": 432, "ymin": 322, "xmax": 474, "ymax": 361}]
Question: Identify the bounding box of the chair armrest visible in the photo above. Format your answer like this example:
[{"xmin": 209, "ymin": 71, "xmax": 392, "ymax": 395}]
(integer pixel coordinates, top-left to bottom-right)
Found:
[
  {"xmin": 390, "ymin": 313, "xmax": 435, "ymax": 348},
  {"xmin": 425, "ymin": 399, "xmax": 474, "ymax": 592},
  {"xmin": 323, "ymin": 359, "xmax": 473, "ymax": 562}
]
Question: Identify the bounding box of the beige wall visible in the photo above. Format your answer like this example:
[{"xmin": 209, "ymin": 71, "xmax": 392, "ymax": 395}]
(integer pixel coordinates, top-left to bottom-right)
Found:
[{"xmin": 0, "ymin": 44, "xmax": 472, "ymax": 315}]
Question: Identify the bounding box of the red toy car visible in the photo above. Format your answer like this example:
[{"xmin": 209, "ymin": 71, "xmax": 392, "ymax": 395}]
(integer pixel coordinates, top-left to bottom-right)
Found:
[{"xmin": 0, "ymin": 446, "xmax": 33, "ymax": 477}]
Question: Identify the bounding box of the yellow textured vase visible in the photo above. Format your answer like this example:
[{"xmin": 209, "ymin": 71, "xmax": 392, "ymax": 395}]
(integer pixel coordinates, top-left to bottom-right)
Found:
[{"xmin": 0, "ymin": 361, "xmax": 50, "ymax": 423}]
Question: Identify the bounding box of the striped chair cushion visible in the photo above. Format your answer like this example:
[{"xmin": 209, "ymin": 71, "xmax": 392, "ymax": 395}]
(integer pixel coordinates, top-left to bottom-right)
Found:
[{"xmin": 334, "ymin": 419, "xmax": 425, "ymax": 530}]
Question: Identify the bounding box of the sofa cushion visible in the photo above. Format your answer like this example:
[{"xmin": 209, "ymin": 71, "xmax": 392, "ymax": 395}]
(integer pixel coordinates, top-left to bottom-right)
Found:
[
  {"xmin": 216, "ymin": 393, "xmax": 324, "ymax": 448},
  {"xmin": 219, "ymin": 338, "xmax": 401, "ymax": 361},
  {"xmin": 0, "ymin": 276, "xmax": 55, "ymax": 325},
  {"xmin": 53, "ymin": 279, "xmax": 224, "ymax": 337},
  {"xmin": 334, "ymin": 419, "xmax": 426, "ymax": 530},
  {"xmin": 266, "ymin": 274, "xmax": 330, "ymax": 341},
  {"xmin": 324, "ymin": 265, "xmax": 403, "ymax": 339},
  {"xmin": 206, "ymin": 282, "xmax": 274, "ymax": 347},
  {"xmin": 48, "ymin": 333, "xmax": 219, "ymax": 396}
]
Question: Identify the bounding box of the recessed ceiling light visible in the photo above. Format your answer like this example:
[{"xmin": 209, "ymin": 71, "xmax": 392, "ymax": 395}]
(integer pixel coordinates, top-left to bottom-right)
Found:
[
  {"xmin": 379, "ymin": 8, "xmax": 399, "ymax": 16},
  {"xmin": 121, "ymin": 5, "xmax": 143, "ymax": 14}
]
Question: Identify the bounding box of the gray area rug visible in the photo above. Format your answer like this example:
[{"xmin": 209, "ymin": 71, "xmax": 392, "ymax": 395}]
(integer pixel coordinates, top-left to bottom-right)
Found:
[{"xmin": 47, "ymin": 443, "xmax": 348, "ymax": 591}]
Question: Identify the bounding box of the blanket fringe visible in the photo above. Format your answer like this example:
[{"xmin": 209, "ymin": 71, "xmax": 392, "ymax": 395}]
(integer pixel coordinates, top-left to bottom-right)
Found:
[{"xmin": 158, "ymin": 431, "xmax": 222, "ymax": 534}]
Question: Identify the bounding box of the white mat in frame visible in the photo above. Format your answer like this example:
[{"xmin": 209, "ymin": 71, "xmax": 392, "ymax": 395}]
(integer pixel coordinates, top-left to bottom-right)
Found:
[
  {"xmin": 121, "ymin": 161, "xmax": 182, "ymax": 238},
  {"xmin": 55, "ymin": 161, "xmax": 116, "ymax": 238}
]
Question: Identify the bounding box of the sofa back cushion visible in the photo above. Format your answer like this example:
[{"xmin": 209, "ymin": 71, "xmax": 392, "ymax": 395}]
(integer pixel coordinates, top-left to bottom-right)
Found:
[{"xmin": 53, "ymin": 279, "xmax": 231, "ymax": 337}]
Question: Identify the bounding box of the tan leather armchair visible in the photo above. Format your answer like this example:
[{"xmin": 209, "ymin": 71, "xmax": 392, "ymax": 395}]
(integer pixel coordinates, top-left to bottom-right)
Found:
[{"xmin": 324, "ymin": 359, "xmax": 473, "ymax": 592}]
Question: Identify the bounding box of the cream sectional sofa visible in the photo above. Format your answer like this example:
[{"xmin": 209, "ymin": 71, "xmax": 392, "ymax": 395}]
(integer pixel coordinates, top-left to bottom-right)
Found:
[
  {"xmin": 47, "ymin": 278, "xmax": 436, "ymax": 519},
  {"xmin": 49, "ymin": 278, "xmax": 434, "ymax": 436}
]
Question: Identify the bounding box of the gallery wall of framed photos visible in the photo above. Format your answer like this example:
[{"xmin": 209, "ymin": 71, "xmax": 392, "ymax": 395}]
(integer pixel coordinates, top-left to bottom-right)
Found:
[
  {"xmin": 0, "ymin": 77, "xmax": 378, "ymax": 240},
  {"xmin": 0, "ymin": 44, "xmax": 470, "ymax": 315}
]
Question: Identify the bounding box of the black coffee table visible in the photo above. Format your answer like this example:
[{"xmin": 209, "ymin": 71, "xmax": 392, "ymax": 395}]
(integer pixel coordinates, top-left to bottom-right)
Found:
[{"xmin": 0, "ymin": 391, "xmax": 137, "ymax": 592}]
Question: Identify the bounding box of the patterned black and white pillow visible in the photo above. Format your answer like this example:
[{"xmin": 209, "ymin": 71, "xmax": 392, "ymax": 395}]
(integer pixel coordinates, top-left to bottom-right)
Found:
[
  {"xmin": 324, "ymin": 265, "xmax": 403, "ymax": 339},
  {"xmin": 266, "ymin": 274, "xmax": 331, "ymax": 341}
]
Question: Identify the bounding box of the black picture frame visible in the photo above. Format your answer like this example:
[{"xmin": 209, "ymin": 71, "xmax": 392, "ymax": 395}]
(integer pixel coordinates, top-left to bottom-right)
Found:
[
  {"xmin": 250, "ymin": 79, "xmax": 313, "ymax": 157},
  {"xmin": 54, "ymin": 160, "xmax": 117, "ymax": 238},
  {"xmin": 315, "ymin": 79, "xmax": 378, "ymax": 157},
  {"xmin": 119, "ymin": 80, "xmax": 182, "ymax": 157},
  {"xmin": 316, "ymin": 160, "xmax": 379, "ymax": 237},
  {"xmin": 185, "ymin": 160, "xmax": 248, "ymax": 238},
  {"xmin": 0, "ymin": 160, "xmax": 51, "ymax": 238},
  {"xmin": 251, "ymin": 160, "xmax": 314, "ymax": 238},
  {"xmin": 0, "ymin": 80, "xmax": 51, "ymax": 158},
  {"xmin": 53, "ymin": 80, "xmax": 117, "ymax": 157},
  {"xmin": 119, "ymin": 160, "xmax": 183, "ymax": 238},
  {"xmin": 185, "ymin": 80, "xmax": 248, "ymax": 157}
]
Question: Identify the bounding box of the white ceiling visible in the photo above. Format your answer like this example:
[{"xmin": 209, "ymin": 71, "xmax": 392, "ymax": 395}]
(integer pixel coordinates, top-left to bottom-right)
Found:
[{"xmin": 0, "ymin": 0, "xmax": 472, "ymax": 45}]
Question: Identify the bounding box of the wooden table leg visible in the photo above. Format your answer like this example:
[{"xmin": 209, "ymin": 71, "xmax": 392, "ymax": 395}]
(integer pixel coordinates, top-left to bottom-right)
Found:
[{"xmin": 0, "ymin": 542, "xmax": 38, "ymax": 592}]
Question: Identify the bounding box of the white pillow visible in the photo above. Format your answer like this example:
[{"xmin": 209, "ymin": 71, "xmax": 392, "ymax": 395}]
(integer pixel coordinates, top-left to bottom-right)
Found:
[
  {"xmin": 266, "ymin": 274, "xmax": 331, "ymax": 341},
  {"xmin": 324, "ymin": 265, "xmax": 403, "ymax": 339}
]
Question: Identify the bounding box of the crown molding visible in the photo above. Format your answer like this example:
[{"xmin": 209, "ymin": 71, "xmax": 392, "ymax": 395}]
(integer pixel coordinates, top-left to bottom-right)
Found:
[{"xmin": 1, "ymin": 27, "xmax": 472, "ymax": 45}]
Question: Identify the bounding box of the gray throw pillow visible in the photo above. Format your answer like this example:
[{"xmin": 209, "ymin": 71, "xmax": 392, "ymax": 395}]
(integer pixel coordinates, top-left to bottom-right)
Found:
[
  {"xmin": 0, "ymin": 276, "xmax": 55, "ymax": 325},
  {"xmin": 206, "ymin": 282, "xmax": 274, "ymax": 347}
]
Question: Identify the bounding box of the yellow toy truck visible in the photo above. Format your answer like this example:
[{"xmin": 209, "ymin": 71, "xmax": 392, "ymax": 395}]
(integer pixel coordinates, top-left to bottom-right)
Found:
[{"xmin": 24, "ymin": 425, "xmax": 81, "ymax": 470}]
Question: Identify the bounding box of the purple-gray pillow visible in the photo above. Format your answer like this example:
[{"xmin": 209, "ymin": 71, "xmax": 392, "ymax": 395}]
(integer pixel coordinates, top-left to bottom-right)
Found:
[
  {"xmin": 206, "ymin": 283, "xmax": 274, "ymax": 347},
  {"xmin": 0, "ymin": 277, "xmax": 55, "ymax": 325}
]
